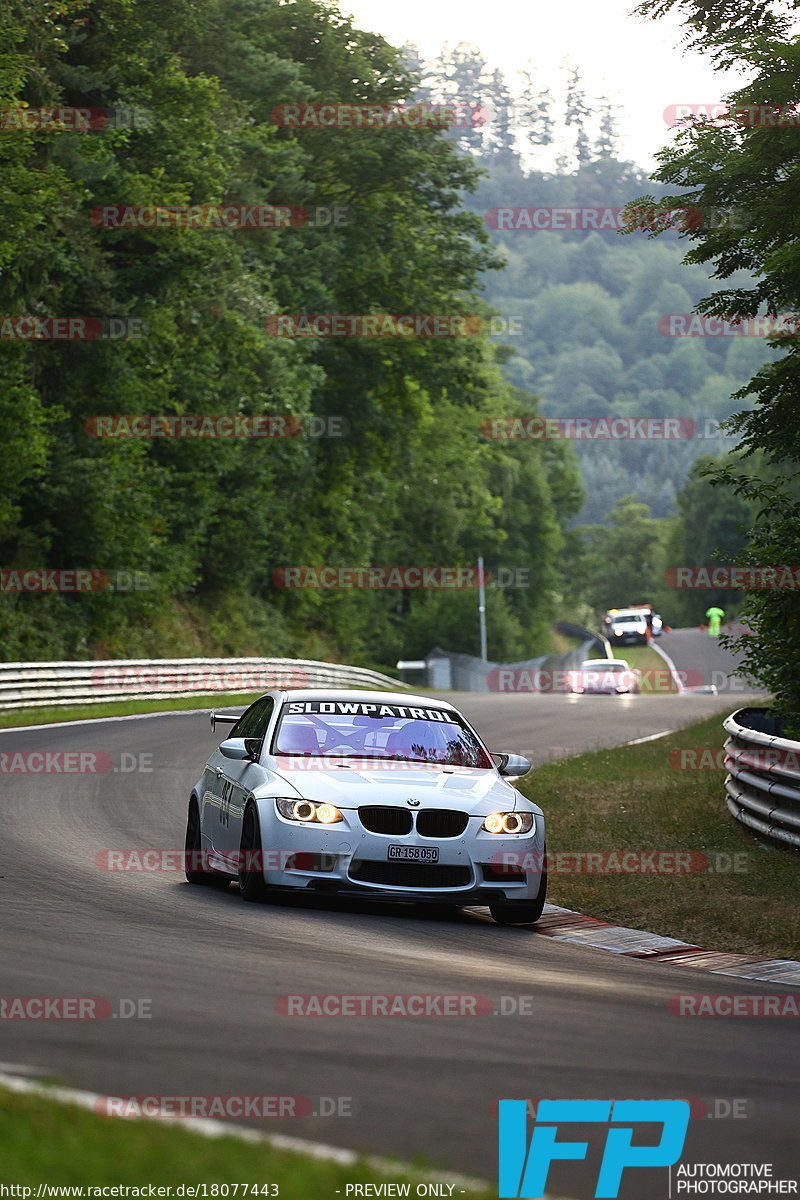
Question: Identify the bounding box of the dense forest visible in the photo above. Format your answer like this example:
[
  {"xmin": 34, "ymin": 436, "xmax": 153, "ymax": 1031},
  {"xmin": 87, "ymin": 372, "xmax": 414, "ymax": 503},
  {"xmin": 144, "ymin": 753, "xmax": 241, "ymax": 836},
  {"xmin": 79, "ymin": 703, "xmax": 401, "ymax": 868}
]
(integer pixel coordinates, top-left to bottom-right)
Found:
[
  {"xmin": 0, "ymin": 0, "xmax": 588, "ymax": 665},
  {"xmin": 0, "ymin": 1, "xmax": 788, "ymax": 668},
  {"xmin": 407, "ymin": 44, "xmax": 777, "ymax": 523}
]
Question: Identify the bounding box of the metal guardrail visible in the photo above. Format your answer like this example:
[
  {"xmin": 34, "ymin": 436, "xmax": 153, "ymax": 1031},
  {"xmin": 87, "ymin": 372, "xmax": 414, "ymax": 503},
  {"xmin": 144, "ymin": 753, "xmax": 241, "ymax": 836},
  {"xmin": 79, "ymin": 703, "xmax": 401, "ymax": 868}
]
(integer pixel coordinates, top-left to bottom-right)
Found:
[
  {"xmin": 723, "ymin": 708, "xmax": 800, "ymax": 848},
  {"xmin": 421, "ymin": 626, "xmax": 605, "ymax": 692},
  {"xmin": 554, "ymin": 621, "xmax": 612, "ymax": 658},
  {"xmin": 0, "ymin": 657, "xmax": 406, "ymax": 711}
]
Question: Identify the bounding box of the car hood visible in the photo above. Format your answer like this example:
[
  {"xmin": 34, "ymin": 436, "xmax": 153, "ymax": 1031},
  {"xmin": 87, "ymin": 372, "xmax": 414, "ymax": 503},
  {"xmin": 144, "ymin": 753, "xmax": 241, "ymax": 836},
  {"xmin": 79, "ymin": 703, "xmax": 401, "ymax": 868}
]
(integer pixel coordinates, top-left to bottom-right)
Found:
[{"xmin": 262, "ymin": 762, "xmax": 532, "ymax": 814}]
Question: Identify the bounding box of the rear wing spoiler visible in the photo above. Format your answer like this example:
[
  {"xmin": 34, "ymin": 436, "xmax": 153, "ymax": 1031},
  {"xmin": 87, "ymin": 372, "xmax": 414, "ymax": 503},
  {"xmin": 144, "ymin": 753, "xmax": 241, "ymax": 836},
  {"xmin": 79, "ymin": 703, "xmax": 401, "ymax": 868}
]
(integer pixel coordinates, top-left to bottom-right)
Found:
[{"xmin": 210, "ymin": 711, "xmax": 240, "ymax": 732}]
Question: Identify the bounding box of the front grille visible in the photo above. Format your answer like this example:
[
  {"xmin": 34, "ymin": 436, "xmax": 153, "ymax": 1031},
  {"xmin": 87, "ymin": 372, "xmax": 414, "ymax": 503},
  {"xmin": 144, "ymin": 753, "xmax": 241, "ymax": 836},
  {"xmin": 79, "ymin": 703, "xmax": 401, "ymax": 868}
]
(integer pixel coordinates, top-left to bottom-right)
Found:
[
  {"xmin": 358, "ymin": 806, "xmax": 413, "ymax": 835},
  {"xmin": 348, "ymin": 860, "xmax": 472, "ymax": 889},
  {"xmin": 416, "ymin": 809, "xmax": 469, "ymax": 838}
]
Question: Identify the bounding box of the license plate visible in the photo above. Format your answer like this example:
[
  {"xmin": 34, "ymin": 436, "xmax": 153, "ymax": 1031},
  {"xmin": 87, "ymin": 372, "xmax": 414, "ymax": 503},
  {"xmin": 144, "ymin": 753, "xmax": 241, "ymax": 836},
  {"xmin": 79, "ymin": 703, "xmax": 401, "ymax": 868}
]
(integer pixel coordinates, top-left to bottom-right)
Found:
[{"xmin": 387, "ymin": 845, "xmax": 439, "ymax": 863}]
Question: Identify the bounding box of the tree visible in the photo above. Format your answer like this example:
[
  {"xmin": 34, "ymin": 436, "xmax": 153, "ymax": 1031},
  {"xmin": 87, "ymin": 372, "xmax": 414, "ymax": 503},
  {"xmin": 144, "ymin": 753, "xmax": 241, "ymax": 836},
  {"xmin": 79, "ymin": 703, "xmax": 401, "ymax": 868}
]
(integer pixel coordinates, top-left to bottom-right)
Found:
[
  {"xmin": 625, "ymin": 0, "xmax": 800, "ymax": 727},
  {"xmin": 574, "ymin": 497, "xmax": 668, "ymax": 615},
  {"xmin": 483, "ymin": 68, "xmax": 518, "ymax": 165},
  {"xmin": 654, "ymin": 455, "xmax": 756, "ymax": 626},
  {"xmin": 633, "ymin": 0, "xmax": 794, "ymax": 67},
  {"xmin": 564, "ymin": 65, "xmax": 592, "ymax": 167},
  {"xmin": 425, "ymin": 41, "xmax": 490, "ymax": 154},
  {"xmin": 593, "ymin": 100, "xmax": 620, "ymax": 160},
  {"xmin": 399, "ymin": 42, "xmax": 437, "ymax": 107},
  {"xmin": 516, "ymin": 65, "xmax": 554, "ymax": 159}
]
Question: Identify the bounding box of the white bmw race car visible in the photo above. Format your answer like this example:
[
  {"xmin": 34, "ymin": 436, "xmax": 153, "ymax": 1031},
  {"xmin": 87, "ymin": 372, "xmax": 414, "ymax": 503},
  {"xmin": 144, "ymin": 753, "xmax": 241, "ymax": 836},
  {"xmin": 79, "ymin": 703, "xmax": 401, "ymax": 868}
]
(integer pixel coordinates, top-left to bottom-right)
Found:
[
  {"xmin": 569, "ymin": 659, "xmax": 641, "ymax": 695},
  {"xmin": 185, "ymin": 689, "xmax": 547, "ymax": 925}
]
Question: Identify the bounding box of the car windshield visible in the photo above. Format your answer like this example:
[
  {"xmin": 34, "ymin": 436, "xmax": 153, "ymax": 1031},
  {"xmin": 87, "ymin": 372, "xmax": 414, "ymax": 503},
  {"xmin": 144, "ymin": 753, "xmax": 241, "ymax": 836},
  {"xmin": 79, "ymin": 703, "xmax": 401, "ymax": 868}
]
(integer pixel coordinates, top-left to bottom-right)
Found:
[
  {"xmin": 271, "ymin": 699, "xmax": 492, "ymax": 768},
  {"xmin": 583, "ymin": 662, "xmax": 627, "ymax": 672}
]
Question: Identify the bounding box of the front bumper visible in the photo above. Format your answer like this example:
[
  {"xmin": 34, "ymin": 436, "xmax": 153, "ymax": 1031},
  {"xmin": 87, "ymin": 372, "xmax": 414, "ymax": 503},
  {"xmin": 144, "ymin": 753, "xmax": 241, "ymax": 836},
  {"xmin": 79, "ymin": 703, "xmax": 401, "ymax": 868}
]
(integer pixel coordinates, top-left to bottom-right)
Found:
[{"xmin": 259, "ymin": 808, "xmax": 544, "ymax": 903}]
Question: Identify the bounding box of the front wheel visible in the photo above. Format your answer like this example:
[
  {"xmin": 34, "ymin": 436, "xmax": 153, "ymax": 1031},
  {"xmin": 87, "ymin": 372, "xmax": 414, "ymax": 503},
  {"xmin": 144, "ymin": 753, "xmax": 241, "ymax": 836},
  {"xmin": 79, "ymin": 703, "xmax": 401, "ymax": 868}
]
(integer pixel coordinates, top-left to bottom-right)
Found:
[
  {"xmin": 239, "ymin": 803, "xmax": 270, "ymax": 903},
  {"xmin": 490, "ymin": 859, "xmax": 547, "ymax": 925}
]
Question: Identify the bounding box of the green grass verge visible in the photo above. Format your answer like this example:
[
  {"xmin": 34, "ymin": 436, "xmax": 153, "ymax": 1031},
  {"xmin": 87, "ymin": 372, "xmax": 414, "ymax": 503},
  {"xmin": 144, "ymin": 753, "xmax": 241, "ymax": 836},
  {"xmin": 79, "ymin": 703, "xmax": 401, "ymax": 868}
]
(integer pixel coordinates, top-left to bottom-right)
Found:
[
  {"xmin": 0, "ymin": 695, "xmax": 265, "ymax": 729},
  {"xmin": 518, "ymin": 711, "xmax": 800, "ymax": 959},
  {"xmin": 0, "ymin": 1087, "xmax": 492, "ymax": 1195},
  {"xmin": 548, "ymin": 629, "xmax": 584, "ymax": 655}
]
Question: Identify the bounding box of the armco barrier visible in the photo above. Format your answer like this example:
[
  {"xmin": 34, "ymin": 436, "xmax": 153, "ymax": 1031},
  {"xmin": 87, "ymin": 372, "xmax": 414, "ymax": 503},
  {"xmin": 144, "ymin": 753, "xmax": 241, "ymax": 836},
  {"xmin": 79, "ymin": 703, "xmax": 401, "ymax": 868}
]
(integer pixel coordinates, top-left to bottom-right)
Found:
[
  {"xmin": 0, "ymin": 657, "xmax": 406, "ymax": 711},
  {"xmin": 423, "ymin": 625, "xmax": 605, "ymax": 691},
  {"xmin": 554, "ymin": 621, "xmax": 612, "ymax": 658},
  {"xmin": 723, "ymin": 707, "xmax": 800, "ymax": 848}
]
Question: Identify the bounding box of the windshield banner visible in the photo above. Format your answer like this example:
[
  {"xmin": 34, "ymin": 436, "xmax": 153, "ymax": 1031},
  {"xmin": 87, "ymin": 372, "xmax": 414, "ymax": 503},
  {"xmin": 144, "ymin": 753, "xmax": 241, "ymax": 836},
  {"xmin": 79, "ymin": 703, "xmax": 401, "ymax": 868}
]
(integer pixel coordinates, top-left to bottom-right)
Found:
[{"xmin": 286, "ymin": 701, "xmax": 452, "ymax": 721}]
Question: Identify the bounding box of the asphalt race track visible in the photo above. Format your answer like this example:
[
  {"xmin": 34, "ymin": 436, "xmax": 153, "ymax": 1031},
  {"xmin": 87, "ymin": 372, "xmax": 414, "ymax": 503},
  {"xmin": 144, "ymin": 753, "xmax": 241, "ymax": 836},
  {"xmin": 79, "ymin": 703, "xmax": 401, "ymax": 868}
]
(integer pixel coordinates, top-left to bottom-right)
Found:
[
  {"xmin": 658, "ymin": 625, "xmax": 759, "ymax": 696},
  {"xmin": 1, "ymin": 646, "xmax": 796, "ymax": 1200},
  {"xmin": 436, "ymin": 689, "xmax": 756, "ymax": 765}
]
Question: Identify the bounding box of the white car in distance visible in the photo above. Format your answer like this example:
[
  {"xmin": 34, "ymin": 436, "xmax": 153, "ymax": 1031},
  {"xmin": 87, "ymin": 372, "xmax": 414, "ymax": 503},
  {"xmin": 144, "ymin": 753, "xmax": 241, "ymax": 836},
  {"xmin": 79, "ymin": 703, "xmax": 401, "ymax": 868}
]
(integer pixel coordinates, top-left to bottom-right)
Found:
[{"xmin": 569, "ymin": 659, "xmax": 641, "ymax": 694}]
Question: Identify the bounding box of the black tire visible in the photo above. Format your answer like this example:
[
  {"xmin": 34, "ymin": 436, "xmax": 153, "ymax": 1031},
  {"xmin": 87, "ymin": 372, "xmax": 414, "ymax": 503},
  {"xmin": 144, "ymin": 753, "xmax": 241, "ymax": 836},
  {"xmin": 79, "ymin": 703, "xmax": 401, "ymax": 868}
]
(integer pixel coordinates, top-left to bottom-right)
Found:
[
  {"xmin": 490, "ymin": 857, "xmax": 547, "ymax": 925},
  {"xmin": 185, "ymin": 799, "xmax": 230, "ymax": 887},
  {"xmin": 239, "ymin": 803, "xmax": 270, "ymax": 903}
]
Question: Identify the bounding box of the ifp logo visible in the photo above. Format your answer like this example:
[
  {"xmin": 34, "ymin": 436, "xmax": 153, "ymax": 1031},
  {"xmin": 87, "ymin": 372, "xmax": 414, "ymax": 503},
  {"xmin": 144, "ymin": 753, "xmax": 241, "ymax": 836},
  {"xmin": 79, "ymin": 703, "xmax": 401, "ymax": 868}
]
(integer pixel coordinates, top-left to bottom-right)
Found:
[{"xmin": 498, "ymin": 1098, "xmax": 690, "ymax": 1198}]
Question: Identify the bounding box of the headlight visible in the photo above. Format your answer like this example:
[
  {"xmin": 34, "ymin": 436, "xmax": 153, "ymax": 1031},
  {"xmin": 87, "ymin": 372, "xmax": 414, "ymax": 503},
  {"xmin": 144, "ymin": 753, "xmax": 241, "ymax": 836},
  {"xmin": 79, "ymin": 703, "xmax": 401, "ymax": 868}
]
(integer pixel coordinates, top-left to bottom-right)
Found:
[
  {"xmin": 275, "ymin": 797, "xmax": 343, "ymax": 824},
  {"xmin": 482, "ymin": 812, "xmax": 534, "ymax": 834}
]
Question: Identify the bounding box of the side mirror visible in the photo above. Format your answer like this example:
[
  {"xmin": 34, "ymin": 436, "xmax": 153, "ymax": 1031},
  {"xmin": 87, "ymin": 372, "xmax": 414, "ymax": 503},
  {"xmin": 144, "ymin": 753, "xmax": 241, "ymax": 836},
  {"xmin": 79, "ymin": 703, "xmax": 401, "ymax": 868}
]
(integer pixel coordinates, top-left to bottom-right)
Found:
[
  {"xmin": 493, "ymin": 752, "xmax": 532, "ymax": 777},
  {"xmin": 219, "ymin": 738, "xmax": 251, "ymax": 760}
]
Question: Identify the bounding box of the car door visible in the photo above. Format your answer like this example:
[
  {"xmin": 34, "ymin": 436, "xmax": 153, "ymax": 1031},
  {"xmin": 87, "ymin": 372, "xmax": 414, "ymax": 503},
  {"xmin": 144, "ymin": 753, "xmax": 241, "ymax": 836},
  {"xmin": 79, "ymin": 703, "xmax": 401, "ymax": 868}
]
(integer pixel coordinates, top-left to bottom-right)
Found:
[
  {"xmin": 199, "ymin": 745, "xmax": 229, "ymax": 865},
  {"xmin": 214, "ymin": 695, "xmax": 275, "ymax": 867}
]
